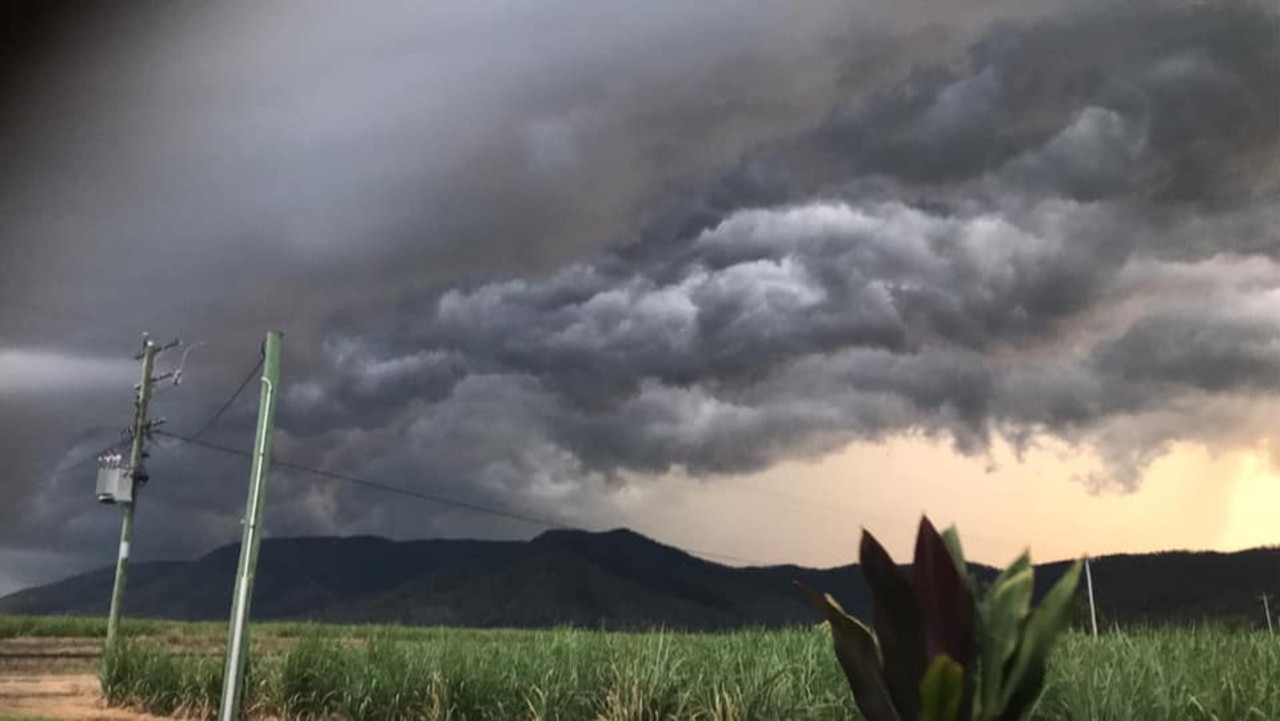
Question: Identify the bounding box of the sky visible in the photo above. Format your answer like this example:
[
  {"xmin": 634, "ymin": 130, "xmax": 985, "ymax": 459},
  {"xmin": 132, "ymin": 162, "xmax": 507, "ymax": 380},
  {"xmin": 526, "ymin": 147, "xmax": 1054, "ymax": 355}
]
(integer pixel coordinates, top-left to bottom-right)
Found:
[{"xmin": 1, "ymin": 0, "xmax": 1278, "ymax": 596}]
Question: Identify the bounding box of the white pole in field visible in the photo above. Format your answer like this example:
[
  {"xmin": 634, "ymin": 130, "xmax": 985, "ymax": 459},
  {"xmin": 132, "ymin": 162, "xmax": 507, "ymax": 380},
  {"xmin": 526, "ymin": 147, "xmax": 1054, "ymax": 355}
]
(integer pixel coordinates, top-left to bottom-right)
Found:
[
  {"xmin": 1085, "ymin": 556, "xmax": 1098, "ymax": 637},
  {"xmin": 1262, "ymin": 593, "xmax": 1274, "ymax": 635}
]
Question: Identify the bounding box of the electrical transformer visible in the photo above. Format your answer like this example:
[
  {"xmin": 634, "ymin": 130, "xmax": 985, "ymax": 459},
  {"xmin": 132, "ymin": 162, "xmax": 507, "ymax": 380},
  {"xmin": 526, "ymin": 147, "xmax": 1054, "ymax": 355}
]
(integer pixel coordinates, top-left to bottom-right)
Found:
[{"xmin": 96, "ymin": 452, "xmax": 133, "ymax": 504}]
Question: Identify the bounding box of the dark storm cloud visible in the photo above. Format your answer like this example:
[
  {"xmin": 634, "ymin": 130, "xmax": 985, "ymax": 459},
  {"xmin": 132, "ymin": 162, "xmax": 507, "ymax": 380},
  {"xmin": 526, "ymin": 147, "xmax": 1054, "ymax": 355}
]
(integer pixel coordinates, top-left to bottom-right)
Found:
[
  {"xmin": 3, "ymin": 0, "xmax": 1278, "ymax": 572},
  {"xmin": 1094, "ymin": 311, "xmax": 1280, "ymax": 393},
  {"xmin": 5, "ymin": 0, "xmax": 902, "ymax": 562},
  {"xmin": 275, "ymin": 0, "xmax": 1279, "ymax": 508}
]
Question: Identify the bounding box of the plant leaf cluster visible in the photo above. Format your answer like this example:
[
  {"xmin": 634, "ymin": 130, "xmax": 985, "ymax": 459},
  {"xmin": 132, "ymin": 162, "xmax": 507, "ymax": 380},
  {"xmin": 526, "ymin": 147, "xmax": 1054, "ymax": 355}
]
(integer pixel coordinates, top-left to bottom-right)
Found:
[{"xmin": 798, "ymin": 518, "xmax": 1081, "ymax": 721}]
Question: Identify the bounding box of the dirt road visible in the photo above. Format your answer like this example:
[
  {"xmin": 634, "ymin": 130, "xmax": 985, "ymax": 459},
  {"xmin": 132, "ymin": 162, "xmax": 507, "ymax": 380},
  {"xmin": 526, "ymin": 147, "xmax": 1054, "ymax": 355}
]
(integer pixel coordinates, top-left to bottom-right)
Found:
[
  {"xmin": 0, "ymin": 635, "xmax": 297, "ymax": 719},
  {"xmin": 0, "ymin": 674, "xmax": 166, "ymax": 720},
  {"xmin": 0, "ymin": 638, "xmax": 162, "ymax": 720}
]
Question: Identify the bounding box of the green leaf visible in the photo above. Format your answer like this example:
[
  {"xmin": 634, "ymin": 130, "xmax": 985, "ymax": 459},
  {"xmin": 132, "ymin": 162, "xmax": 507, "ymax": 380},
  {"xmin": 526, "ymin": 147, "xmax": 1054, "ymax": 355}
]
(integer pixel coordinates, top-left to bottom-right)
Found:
[
  {"xmin": 862, "ymin": 529, "xmax": 926, "ymax": 720},
  {"xmin": 998, "ymin": 561, "xmax": 1082, "ymax": 721},
  {"xmin": 977, "ymin": 565, "xmax": 1034, "ymax": 720},
  {"xmin": 796, "ymin": 581, "xmax": 903, "ymax": 721},
  {"xmin": 991, "ymin": 552, "xmax": 1032, "ymax": 591},
  {"xmin": 919, "ymin": 654, "xmax": 964, "ymax": 721},
  {"xmin": 940, "ymin": 523, "xmax": 983, "ymax": 719},
  {"xmin": 939, "ymin": 525, "xmax": 968, "ymax": 581}
]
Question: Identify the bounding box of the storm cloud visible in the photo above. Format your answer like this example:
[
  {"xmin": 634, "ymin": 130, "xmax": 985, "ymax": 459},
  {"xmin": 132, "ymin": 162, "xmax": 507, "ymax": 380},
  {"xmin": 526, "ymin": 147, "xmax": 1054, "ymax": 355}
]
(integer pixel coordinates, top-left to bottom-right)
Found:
[
  {"xmin": 3, "ymin": 0, "xmax": 1278, "ymax": 572},
  {"xmin": 279, "ymin": 1, "xmax": 1279, "ymax": 494}
]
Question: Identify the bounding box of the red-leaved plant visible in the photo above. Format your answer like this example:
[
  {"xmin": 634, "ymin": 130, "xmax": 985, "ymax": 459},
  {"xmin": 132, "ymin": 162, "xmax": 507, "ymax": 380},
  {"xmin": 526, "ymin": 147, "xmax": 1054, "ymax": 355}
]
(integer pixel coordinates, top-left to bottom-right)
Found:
[{"xmin": 797, "ymin": 517, "xmax": 1080, "ymax": 721}]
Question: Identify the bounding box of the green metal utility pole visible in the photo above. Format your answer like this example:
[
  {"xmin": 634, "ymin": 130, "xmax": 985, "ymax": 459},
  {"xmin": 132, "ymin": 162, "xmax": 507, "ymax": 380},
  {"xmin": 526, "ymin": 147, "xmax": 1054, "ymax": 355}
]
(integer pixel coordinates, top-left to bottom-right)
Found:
[
  {"xmin": 105, "ymin": 334, "xmax": 177, "ymax": 654},
  {"xmin": 219, "ymin": 331, "xmax": 283, "ymax": 721}
]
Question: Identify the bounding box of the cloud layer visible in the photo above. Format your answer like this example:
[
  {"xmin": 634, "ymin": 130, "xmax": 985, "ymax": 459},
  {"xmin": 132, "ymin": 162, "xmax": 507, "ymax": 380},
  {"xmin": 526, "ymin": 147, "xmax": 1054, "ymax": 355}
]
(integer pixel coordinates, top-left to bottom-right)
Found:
[
  {"xmin": 4, "ymin": 1, "xmax": 1278, "ymax": 566},
  {"xmin": 277, "ymin": 2, "xmax": 1279, "ymax": 517}
]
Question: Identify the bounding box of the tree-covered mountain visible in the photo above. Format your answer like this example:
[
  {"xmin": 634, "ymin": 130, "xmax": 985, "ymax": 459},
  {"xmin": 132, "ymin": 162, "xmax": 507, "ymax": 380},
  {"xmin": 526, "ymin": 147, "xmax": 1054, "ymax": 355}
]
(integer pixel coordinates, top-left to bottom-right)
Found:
[{"xmin": 2, "ymin": 530, "xmax": 1275, "ymax": 631}]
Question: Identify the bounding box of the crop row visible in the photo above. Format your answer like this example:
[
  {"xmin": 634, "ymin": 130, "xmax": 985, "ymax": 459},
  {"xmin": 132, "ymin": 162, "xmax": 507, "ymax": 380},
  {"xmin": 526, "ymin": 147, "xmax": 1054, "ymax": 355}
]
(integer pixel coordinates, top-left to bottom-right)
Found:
[{"xmin": 97, "ymin": 626, "xmax": 1278, "ymax": 720}]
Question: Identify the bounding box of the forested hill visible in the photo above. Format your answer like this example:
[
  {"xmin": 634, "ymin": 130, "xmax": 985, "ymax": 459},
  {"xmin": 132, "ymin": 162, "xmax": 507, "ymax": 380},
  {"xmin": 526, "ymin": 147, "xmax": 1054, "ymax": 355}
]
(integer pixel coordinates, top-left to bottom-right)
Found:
[{"xmin": 2, "ymin": 530, "xmax": 1276, "ymax": 630}]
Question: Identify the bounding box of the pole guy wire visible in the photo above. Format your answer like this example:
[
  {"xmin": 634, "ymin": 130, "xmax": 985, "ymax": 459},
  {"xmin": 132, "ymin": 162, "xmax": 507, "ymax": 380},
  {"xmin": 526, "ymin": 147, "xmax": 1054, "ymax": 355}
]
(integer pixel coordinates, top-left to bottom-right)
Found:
[{"xmin": 187, "ymin": 355, "xmax": 265, "ymax": 441}]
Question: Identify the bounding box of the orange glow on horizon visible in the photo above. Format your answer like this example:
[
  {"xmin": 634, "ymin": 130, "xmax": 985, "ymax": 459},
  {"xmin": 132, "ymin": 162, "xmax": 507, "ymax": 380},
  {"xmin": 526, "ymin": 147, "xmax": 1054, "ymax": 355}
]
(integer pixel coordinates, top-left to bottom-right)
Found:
[
  {"xmin": 610, "ymin": 436, "xmax": 1277, "ymax": 569},
  {"xmin": 1223, "ymin": 452, "xmax": 1280, "ymax": 552}
]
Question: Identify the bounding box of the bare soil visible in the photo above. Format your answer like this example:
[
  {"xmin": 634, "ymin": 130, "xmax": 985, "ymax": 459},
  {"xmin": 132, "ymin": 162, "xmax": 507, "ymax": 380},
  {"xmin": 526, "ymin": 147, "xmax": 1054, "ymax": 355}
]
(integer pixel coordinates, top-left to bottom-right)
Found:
[
  {"xmin": 0, "ymin": 635, "xmax": 305, "ymax": 719},
  {"xmin": 0, "ymin": 638, "xmax": 178, "ymax": 719},
  {"xmin": 0, "ymin": 638, "xmax": 103, "ymax": 676},
  {"xmin": 0, "ymin": 674, "xmax": 166, "ymax": 720}
]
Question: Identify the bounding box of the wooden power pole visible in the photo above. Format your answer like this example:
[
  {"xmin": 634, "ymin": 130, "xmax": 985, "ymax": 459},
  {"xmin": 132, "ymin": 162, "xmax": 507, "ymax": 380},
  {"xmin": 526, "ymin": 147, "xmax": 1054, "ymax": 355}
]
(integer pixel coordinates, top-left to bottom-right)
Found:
[{"xmin": 105, "ymin": 334, "xmax": 178, "ymax": 655}]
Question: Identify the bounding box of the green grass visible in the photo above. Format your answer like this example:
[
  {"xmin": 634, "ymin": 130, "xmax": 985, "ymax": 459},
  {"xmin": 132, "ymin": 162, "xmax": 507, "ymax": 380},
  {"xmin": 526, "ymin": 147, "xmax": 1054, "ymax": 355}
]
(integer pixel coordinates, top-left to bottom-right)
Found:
[
  {"xmin": 100, "ymin": 626, "xmax": 853, "ymax": 720},
  {"xmin": 0, "ymin": 614, "xmax": 217, "ymax": 639},
  {"xmin": 5, "ymin": 615, "xmax": 1275, "ymax": 718},
  {"xmin": 63, "ymin": 619, "xmax": 1277, "ymax": 720},
  {"xmin": 1039, "ymin": 629, "xmax": 1279, "ymax": 720},
  {"xmin": 0, "ymin": 613, "xmax": 547, "ymax": 643}
]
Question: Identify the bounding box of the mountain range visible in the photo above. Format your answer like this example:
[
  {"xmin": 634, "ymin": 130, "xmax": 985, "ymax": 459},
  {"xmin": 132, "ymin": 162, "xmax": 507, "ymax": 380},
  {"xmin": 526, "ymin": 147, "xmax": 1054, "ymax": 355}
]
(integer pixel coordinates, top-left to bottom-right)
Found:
[{"xmin": 2, "ymin": 529, "xmax": 1277, "ymax": 630}]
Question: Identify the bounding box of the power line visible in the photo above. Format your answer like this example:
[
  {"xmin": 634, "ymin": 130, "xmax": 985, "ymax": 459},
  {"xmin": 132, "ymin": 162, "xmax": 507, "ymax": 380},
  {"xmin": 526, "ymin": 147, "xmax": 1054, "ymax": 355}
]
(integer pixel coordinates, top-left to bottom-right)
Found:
[
  {"xmin": 187, "ymin": 355, "xmax": 265, "ymax": 440},
  {"xmin": 156, "ymin": 426, "xmax": 1024, "ymax": 566},
  {"xmin": 136, "ymin": 363, "xmax": 1019, "ymax": 565},
  {"xmin": 154, "ymin": 429, "xmax": 770, "ymax": 567},
  {"xmin": 50, "ymin": 339, "xmax": 236, "ymax": 481},
  {"xmin": 163, "ymin": 430, "xmax": 570, "ymax": 529}
]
